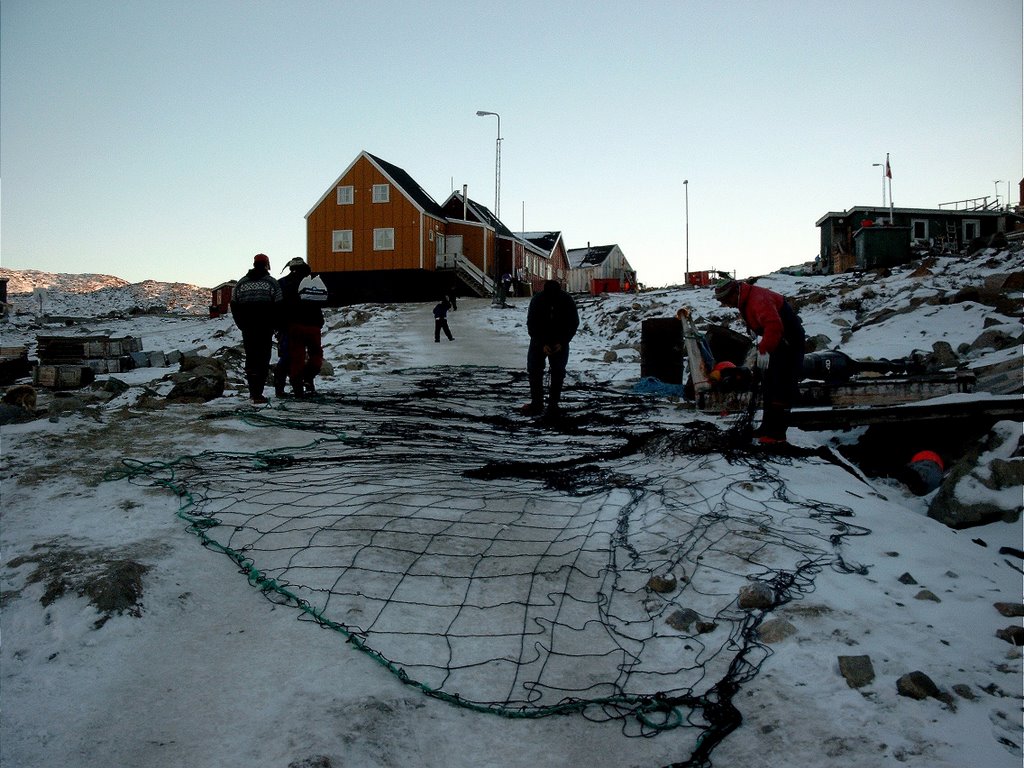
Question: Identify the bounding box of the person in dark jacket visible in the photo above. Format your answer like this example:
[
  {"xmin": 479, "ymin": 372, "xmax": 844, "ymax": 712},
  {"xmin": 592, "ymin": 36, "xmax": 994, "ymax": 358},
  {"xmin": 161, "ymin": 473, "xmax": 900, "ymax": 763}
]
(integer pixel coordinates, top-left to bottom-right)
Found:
[
  {"xmin": 230, "ymin": 253, "xmax": 283, "ymax": 404},
  {"xmin": 715, "ymin": 278, "xmax": 805, "ymax": 443},
  {"xmin": 433, "ymin": 298, "xmax": 454, "ymax": 342},
  {"xmin": 523, "ymin": 279, "xmax": 579, "ymax": 417},
  {"xmin": 278, "ymin": 257, "xmax": 326, "ymax": 397}
]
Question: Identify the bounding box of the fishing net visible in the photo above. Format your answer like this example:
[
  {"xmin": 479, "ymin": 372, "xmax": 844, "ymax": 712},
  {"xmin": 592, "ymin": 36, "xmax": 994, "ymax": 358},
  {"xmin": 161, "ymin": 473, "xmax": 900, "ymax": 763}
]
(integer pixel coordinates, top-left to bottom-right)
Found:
[{"xmin": 112, "ymin": 366, "xmax": 868, "ymax": 768}]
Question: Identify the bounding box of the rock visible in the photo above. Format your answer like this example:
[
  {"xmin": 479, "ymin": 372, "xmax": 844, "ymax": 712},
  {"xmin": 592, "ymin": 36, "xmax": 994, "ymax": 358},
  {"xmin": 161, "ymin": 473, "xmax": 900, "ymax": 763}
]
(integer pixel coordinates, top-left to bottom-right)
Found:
[
  {"xmin": 928, "ymin": 422, "xmax": 1024, "ymax": 528},
  {"xmin": 897, "ymin": 572, "xmax": 918, "ymax": 585},
  {"xmin": 0, "ymin": 403, "xmax": 36, "ymax": 425},
  {"xmin": 952, "ymin": 684, "xmax": 976, "ymax": 700},
  {"xmin": 288, "ymin": 757, "xmax": 333, "ymax": 768},
  {"xmin": 994, "ymin": 602, "xmax": 1024, "ymax": 618},
  {"xmin": 838, "ymin": 655, "xmax": 875, "ymax": 688},
  {"xmin": 805, "ymin": 334, "xmax": 833, "ymax": 353},
  {"xmin": 927, "ymin": 341, "xmax": 959, "ymax": 370},
  {"xmin": 666, "ymin": 608, "xmax": 700, "ymax": 631},
  {"xmin": 970, "ymin": 328, "xmax": 1020, "ymax": 353},
  {"xmin": 320, "ymin": 360, "xmax": 334, "ymax": 376},
  {"xmin": 166, "ymin": 373, "xmax": 225, "ymax": 403},
  {"xmin": 914, "ymin": 590, "xmax": 941, "ymax": 603},
  {"xmin": 602, "ymin": 349, "xmax": 619, "ymax": 363},
  {"xmin": 95, "ymin": 377, "xmax": 130, "ymax": 395},
  {"xmin": 696, "ymin": 621, "xmax": 717, "ymax": 634},
  {"xmin": 989, "ymin": 458, "xmax": 1024, "ymax": 491},
  {"xmin": 995, "ymin": 625, "xmax": 1024, "ymax": 646},
  {"xmin": 896, "ymin": 671, "xmax": 943, "ymax": 701},
  {"xmin": 738, "ymin": 582, "xmax": 775, "ymax": 610},
  {"xmin": 757, "ymin": 618, "xmax": 796, "ymax": 644},
  {"xmin": 647, "ymin": 574, "xmax": 677, "ymax": 593},
  {"xmin": 180, "ymin": 354, "xmax": 226, "ymax": 374}
]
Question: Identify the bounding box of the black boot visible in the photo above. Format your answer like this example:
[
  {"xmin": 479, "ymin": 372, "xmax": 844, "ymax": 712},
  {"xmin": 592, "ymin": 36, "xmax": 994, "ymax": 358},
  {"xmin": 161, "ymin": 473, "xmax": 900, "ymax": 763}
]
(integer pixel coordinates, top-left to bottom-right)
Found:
[
  {"xmin": 521, "ymin": 373, "xmax": 544, "ymax": 415},
  {"xmin": 274, "ymin": 366, "xmax": 288, "ymax": 398},
  {"xmin": 545, "ymin": 377, "xmax": 564, "ymax": 418}
]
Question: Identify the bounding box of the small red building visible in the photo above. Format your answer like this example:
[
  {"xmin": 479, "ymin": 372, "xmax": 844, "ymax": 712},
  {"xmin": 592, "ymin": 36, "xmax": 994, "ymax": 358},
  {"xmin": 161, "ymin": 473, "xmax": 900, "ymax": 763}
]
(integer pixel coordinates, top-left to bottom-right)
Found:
[
  {"xmin": 686, "ymin": 270, "xmax": 714, "ymax": 287},
  {"xmin": 210, "ymin": 281, "xmax": 235, "ymax": 318}
]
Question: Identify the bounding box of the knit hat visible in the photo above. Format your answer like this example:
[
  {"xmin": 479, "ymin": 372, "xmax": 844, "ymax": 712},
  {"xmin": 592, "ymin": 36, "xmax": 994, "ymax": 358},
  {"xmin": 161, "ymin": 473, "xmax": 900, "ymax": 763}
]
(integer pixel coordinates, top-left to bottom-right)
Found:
[
  {"xmin": 253, "ymin": 253, "xmax": 270, "ymax": 269},
  {"xmin": 283, "ymin": 257, "xmax": 307, "ymax": 272},
  {"xmin": 714, "ymin": 278, "xmax": 739, "ymax": 302}
]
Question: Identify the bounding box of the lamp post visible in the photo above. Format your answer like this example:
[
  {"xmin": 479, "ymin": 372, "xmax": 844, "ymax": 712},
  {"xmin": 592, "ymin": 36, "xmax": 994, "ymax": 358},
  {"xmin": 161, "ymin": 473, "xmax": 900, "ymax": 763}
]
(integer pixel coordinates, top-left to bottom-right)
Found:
[
  {"xmin": 683, "ymin": 179, "xmax": 689, "ymax": 286},
  {"xmin": 993, "ymin": 180, "xmax": 1003, "ymax": 207},
  {"xmin": 872, "ymin": 162, "xmax": 886, "ymax": 209},
  {"xmin": 476, "ymin": 110, "xmax": 501, "ymax": 220}
]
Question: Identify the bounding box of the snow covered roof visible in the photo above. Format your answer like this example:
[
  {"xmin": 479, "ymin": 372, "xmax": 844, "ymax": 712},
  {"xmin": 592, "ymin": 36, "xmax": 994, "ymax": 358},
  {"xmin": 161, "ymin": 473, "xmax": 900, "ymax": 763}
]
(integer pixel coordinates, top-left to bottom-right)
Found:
[
  {"xmin": 441, "ymin": 192, "xmax": 516, "ymax": 238},
  {"xmin": 515, "ymin": 231, "xmax": 562, "ymax": 256},
  {"xmin": 567, "ymin": 244, "xmax": 616, "ymax": 269}
]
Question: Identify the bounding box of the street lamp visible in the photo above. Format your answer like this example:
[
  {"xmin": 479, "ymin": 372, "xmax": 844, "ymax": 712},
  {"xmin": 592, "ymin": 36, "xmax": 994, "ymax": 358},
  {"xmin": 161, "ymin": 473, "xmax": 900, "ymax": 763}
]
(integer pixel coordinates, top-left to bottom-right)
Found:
[
  {"xmin": 683, "ymin": 180, "xmax": 689, "ymax": 285},
  {"xmin": 993, "ymin": 180, "xmax": 1003, "ymax": 207},
  {"xmin": 476, "ymin": 110, "xmax": 501, "ymax": 220},
  {"xmin": 872, "ymin": 162, "xmax": 886, "ymax": 208}
]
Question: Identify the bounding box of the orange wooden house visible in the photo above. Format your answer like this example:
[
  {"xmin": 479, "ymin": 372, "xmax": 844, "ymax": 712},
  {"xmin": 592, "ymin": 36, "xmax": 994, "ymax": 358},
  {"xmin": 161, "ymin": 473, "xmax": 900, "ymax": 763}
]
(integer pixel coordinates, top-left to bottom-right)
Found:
[{"xmin": 307, "ymin": 151, "xmax": 505, "ymax": 303}]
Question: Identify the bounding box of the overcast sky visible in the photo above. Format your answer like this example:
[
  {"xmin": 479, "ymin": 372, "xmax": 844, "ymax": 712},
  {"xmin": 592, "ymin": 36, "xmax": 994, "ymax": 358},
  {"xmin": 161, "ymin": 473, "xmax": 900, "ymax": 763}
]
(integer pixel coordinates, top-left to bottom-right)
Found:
[{"xmin": 2, "ymin": 0, "xmax": 1021, "ymax": 289}]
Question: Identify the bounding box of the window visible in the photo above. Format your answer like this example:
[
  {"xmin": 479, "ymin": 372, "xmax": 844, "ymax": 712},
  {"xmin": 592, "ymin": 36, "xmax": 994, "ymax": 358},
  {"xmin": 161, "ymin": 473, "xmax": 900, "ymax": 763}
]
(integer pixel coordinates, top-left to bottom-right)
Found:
[
  {"xmin": 332, "ymin": 230, "xmax": 353, "ymax": 252},
  {"xmin": 336, "ymin": 185, "xmax": 354, "ymax": 205},
  {"xmin": 372, "ymin": 184, "xmax": 390, "ymax": 203},
  {"xmin": 911, "ymin": 219, "xmax": 928, "ymax": 241},
  {"xmin": 373, "ymin": 228, "xmax": 395, "ymax": 250},
  {"xmin": 962, "ymin": 220, "xmax": 980, "ymax": 243}
]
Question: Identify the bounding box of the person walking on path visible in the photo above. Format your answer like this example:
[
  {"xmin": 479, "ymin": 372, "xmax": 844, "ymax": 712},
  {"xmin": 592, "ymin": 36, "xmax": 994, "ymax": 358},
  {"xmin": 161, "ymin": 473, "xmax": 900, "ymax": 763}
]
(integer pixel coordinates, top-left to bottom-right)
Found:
[
  {"xmin": 230, "ymin": 253, "xmax": 283, "ymax": 404},
  {"xmin": 433, "ymin": 298, "xmax": 454, "ymax": 342},
  {"xmin": 278, "ymin": 257, "xmax": 326, "ymax": 397},
  {"xmin": 714, "ymin": 277, "xmax": 805, "ymax": 443},
  {"xmin": 523, "ymin": 279, "xmax": 579, "ymax": 418}
]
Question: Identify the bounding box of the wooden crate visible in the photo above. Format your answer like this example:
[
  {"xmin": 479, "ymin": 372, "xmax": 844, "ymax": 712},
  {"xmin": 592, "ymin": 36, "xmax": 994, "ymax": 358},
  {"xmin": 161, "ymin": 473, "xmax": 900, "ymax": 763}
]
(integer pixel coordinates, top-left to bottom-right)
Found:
[{"xmin": 33, "ymin": 365, "xmax": 95, "ymax": 390}]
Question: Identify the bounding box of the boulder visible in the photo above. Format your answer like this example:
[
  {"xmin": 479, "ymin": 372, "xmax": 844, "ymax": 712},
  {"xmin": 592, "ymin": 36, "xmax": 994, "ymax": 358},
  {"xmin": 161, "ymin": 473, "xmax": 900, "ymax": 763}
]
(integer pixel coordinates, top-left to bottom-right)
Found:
[
  {"xmin": 928, "ymin": 421, "xmax": 1024, "ymax": 528},
  {"xmin": 838, "ymin": 655, "xmax": 875, "ymax": 689},
  {"xmin": 738, "ymin": 582, "xmax": 775, "ymax": 610}
]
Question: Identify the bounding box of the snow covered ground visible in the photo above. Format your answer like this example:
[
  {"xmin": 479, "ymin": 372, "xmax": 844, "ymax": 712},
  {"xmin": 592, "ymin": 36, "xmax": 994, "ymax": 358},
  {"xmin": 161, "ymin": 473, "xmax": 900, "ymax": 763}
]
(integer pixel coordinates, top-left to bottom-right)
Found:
[{"xmin": 1, "ymin": 250, "xmax": 1021, "ymax": 768}]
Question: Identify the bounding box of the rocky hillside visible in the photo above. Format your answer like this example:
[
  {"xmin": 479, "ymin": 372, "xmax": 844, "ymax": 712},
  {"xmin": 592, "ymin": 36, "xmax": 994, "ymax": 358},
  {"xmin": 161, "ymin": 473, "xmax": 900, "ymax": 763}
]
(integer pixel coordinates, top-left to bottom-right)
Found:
[{"xmin": 0, "ymin": 268, "xmax": 210, "ymax": 317}]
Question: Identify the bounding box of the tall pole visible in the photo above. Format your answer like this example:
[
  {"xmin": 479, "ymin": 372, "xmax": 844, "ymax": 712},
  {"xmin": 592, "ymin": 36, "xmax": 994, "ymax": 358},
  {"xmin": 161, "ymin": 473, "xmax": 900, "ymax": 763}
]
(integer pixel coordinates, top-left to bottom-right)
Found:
[
  {"xmin": 683, "ymin": 179, "xmax": 689, "ymax": 285},
  {"xmin": 476, "ymin": 110, "xmax": 501, "ymax": 220},
  {"xmin": 886, "ymin": 153, "xmax": 893, "ymax": 222},
  {"xmin": 872, "ymin": 162, "xmax": 886, "ymax": 209},
  {"xmin": 993, "ymin": 180, "xmax": 1002, "ymax": 207}
]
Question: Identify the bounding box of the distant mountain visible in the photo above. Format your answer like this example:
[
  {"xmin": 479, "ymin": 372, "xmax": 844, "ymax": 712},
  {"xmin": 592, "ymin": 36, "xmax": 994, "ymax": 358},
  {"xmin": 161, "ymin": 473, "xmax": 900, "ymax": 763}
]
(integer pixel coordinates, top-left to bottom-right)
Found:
[{"xmin": 0, "ymin": 268, "xmax": 210, "ymax": 317}]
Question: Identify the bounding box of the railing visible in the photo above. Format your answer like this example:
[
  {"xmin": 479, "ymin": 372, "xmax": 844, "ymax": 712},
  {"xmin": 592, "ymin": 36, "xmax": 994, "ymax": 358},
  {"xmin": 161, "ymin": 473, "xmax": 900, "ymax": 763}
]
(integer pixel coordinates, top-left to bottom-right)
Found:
[
  {"xmin": 435, "ymin": 252, "xmax": 496, "ymax": 297},
  {"xmin": 938, "ymin": 196, "xmax": 1000, "ymax": 211}
]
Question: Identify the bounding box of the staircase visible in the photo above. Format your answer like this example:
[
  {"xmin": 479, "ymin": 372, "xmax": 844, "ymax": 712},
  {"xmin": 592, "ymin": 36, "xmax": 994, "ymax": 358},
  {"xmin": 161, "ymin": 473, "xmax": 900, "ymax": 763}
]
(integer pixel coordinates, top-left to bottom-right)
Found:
[{"xmin": 436, "ymin": 253, "xmax": 497, "ymax": 298}]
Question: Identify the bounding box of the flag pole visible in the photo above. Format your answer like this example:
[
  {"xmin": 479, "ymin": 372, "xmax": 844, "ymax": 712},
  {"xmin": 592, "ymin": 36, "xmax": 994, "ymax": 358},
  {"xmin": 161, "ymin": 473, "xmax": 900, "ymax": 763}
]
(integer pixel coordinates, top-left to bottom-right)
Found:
[{"xmin": 886, "ymin": 153, "xmax": 894, "ymax": 222}]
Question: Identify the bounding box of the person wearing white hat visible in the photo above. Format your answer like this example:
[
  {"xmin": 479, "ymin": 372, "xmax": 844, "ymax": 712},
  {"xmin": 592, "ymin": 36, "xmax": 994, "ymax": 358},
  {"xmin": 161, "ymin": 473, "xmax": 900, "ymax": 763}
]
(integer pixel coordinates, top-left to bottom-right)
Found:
[{"xmin": 277, "ymin": 257, "xmax": 327, "ymax": 397}]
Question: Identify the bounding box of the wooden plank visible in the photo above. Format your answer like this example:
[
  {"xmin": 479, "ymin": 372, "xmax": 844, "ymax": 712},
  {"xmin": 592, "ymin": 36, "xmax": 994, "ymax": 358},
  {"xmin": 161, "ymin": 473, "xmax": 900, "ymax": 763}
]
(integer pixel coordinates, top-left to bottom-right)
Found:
[{"xmin": 790, "ymin": 396, "xmax": 1024, "ymax": 431}]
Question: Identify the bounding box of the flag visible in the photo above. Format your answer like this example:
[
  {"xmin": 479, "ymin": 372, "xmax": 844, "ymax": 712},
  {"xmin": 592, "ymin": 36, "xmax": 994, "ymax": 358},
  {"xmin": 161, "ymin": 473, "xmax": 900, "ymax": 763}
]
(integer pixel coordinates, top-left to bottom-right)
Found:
[{"xmin": 885, "ymin": 156, "xmax": 892, "ymax": 179}]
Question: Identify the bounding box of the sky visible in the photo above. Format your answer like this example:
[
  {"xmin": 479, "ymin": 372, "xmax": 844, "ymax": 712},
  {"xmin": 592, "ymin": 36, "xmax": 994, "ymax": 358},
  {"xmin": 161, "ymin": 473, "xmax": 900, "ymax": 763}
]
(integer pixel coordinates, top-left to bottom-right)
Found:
[{"xmin": 1, "ymin": 0, "xmax": 1021, "ymax": 289}]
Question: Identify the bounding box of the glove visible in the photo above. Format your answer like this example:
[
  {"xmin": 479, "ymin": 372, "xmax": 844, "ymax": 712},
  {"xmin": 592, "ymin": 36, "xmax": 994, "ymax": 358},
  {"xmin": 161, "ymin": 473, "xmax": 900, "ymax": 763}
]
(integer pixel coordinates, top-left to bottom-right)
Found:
[
  {"xmin": 743, "ymin": 347, "xmax": 758, "ymax": 370},
  {"xmin": 756, "ymin": 352, "xmax": 770, "ymax": 371}
]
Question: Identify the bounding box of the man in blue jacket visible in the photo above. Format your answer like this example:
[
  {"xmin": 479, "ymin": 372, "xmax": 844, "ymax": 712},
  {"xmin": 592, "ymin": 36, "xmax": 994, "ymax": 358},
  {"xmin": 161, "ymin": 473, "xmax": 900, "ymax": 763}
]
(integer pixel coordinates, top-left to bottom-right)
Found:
[{"xmin": 523, "ymin": 280, "xmax": 579, "ymax": 417}]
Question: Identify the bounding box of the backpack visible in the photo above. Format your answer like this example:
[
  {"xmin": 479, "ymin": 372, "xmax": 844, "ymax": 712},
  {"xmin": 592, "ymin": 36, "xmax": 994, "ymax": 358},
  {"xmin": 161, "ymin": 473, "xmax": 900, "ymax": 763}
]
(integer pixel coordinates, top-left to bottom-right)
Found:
[{"xmin": 297, "ymin": 275, "xmax": 329, "ymax": 302}]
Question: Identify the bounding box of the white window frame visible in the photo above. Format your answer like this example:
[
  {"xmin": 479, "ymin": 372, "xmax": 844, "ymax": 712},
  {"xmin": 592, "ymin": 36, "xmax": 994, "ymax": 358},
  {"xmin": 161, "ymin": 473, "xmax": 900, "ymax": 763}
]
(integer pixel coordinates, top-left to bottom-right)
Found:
[
  {"xmin": 336, "ymin": 185, "xmax": 354, "ymax": 205},
  {"xmin": 372, "ymin": 184, "xmax": 390, "ymax": 203},
  {"xmin": 962, "ymin": 219, "xmax": 980, "ymax": 243},
  {"xmin": 373, "ymin": 228, "xmax": 395, "ymax": 251},
  {"xmin": 911, "ymin": 219, "xmax": 928, "ymax": 241},
  {"xmin": 332, "ymin": 229, "xmax": 353, "ymax": 253}
]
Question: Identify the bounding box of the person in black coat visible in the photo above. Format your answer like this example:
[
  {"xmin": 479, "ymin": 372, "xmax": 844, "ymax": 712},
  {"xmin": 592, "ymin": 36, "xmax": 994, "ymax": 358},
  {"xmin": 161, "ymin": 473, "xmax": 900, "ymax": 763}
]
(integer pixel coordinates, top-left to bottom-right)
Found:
[
  {"xmin": 278, "ymin": 257, "xmax": 326, "ymax": 397},
  {"xmin": 524, "ymin": 280, "xmax": 579, "ymax": 416},
  {"xmin": 230, "ymin": 253, "xmax": 282, "ymax": 403},
  {"xmin": 433, "ymin": 298, "xmax": 454, "ymax": 342}
]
